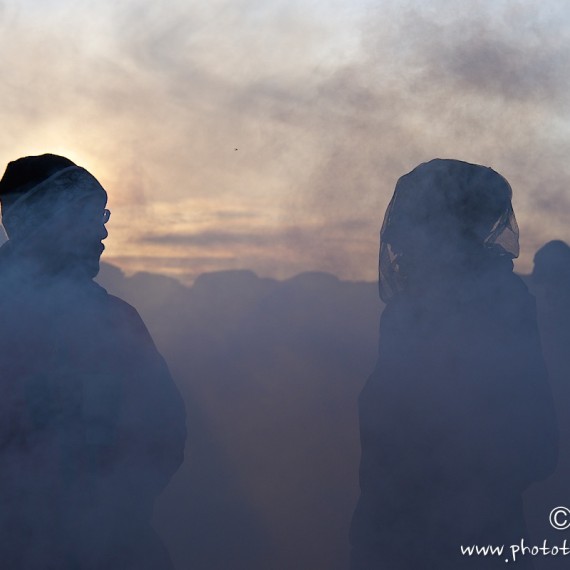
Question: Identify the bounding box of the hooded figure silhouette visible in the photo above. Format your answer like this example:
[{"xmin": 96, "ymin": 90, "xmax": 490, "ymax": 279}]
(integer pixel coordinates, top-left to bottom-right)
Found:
[
  {"xmin": 0, "ymin": 155, "xmax": 186, "ymax": 569},
  {"xmin": 350, "ymin": 159, "xmax": 557, "ymax": 569},
  {"xmin": 523, "ymin": 240, "xmax": 570, "ymax": 569}
]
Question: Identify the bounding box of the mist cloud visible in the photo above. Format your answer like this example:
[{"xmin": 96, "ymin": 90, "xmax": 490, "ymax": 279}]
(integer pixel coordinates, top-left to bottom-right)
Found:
[{"xmin": 1, "ymin": 0, "xmax": 569, "ymax": 279}]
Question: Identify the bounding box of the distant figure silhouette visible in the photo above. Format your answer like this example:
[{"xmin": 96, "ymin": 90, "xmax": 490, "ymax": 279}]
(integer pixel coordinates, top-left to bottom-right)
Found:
[
  {"xmin": 532, "ymin": 244, "xmax": 570, "ymax": 428},
  {"xmin": 524, "ymin": 240, "xmax": 570, "ymax": 569},
  {"xmin": 0, "ymin": 155, "xmax": 186, "ymax": 569},
  {"xmin": 350, "ymin": 159, "xmax": 557, "ymax": 569}
]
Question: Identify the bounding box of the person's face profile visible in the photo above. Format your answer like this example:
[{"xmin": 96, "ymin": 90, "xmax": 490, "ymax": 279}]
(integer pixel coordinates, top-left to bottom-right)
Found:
[{"xmin": 48, "ymin": 182, "xmax": 109, "ymax": 278}]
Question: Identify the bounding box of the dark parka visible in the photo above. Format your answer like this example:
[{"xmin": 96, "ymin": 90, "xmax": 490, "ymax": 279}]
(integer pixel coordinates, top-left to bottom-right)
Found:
[
  {"xmin": 0, "ymin": 241, "xmax": 186, "ymax": 570},
  {"xmin": 350, "ymin": 160, "xmax": 557, "ymax": 569}
]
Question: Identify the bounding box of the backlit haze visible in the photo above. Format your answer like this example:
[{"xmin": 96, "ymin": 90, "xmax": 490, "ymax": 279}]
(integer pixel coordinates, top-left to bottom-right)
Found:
[{"xmin": 1, "ymin": 0, "xmax": 569, "ymax": 284}]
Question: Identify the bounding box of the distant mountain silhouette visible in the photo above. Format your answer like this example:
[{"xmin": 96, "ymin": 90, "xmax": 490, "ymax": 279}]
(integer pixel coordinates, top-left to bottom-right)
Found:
[{"xmin": 96, "ymin": 263, "xmax": 380, "ymax": 570}]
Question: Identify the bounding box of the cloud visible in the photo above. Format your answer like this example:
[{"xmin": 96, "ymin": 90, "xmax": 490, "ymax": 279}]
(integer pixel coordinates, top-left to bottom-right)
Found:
[
  {"xmin": 300, "ymin": 0, "xmax": 570, "ymax": 274},
  {"xmin": 1, "ymin": 0, "xmax": 570, "ymax": 280},
  {"xmin": 408, "ymin": 2, "xmax": 570, "ymax": 105},
  {"xmin": 143, "ymin": 230, "xmax": 269, "ymax": 247}
]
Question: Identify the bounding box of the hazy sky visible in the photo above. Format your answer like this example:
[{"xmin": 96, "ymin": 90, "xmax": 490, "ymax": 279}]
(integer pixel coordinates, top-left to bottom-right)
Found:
[{"xmin": 1, "ymin": 0, "xmax": 569, "ymax": 283}]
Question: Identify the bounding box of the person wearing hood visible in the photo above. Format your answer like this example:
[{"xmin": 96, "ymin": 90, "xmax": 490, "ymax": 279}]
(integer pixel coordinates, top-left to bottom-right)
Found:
[
  {"xmin": 0, "ymin": 154, "xmax": 186, "ymax": 569},
  {"xmin": 350, "ymin": 159, "xmax": 557, "ymax": 569}
]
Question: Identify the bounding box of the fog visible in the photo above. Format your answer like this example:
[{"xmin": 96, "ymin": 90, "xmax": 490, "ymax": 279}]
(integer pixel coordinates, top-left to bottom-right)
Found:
[
  {"xmin": 95, "ymin": 227, "xmax": 568, "ymax": 568},
  {"xmin": 1, "ymin": 1, "xmax": 569, "ymax": 567},
  {"xmin": 97, "ymin": 262, "xmax": 379, "ymax": 569}
]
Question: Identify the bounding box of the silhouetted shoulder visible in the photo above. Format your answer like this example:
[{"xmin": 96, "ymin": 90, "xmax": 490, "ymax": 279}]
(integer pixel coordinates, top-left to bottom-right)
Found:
[
  {"xmin": 505, "ymin": 270, "xmax": 532, "ymax": 297},
  {"xmin": 494, "ymin": 270, "xmax": 539, "ymax": 323},
  {"xmin": 105, "ymin": 293, "xmax": 159, "ymax": 347},
  {"xmin": 106, "ymin": 293, "xmax": 145, "ymax": 321}
]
